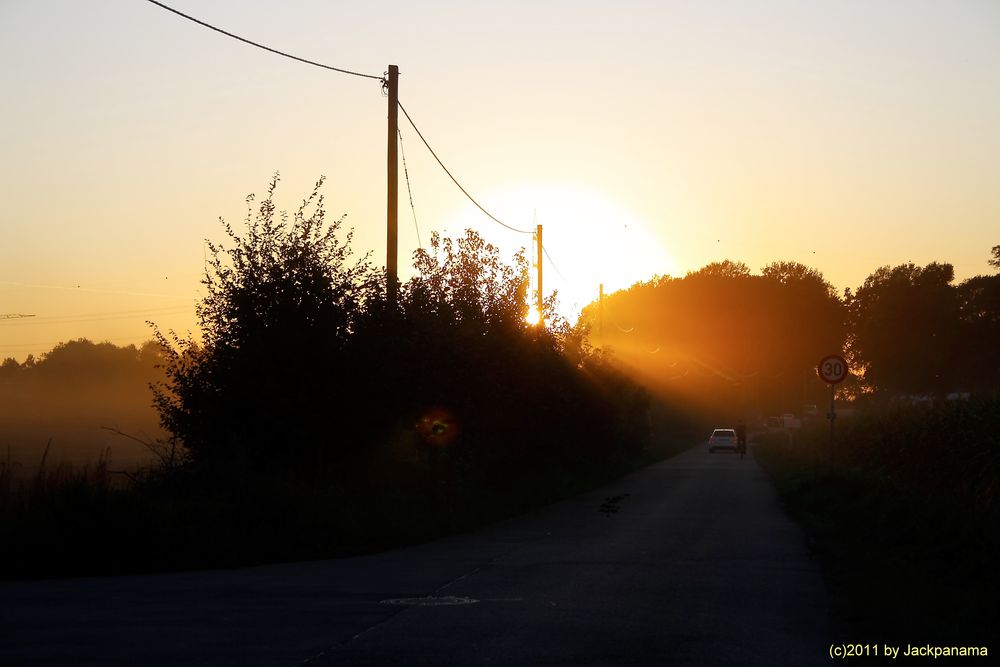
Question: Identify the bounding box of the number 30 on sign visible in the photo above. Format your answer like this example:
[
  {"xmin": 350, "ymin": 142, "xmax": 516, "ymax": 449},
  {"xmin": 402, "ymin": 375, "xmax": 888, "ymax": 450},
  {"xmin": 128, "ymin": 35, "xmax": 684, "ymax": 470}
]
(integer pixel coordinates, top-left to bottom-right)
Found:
[{"xmin": 818, "ymin": 354, "xmax": 849, "ymax": 384}]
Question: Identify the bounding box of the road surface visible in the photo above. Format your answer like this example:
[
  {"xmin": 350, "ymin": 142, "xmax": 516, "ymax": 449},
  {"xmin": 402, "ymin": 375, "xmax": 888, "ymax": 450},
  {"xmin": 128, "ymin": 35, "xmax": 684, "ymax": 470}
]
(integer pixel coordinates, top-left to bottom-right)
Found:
[{"xmin": 1, "ymin": 444, "xmax": 830, "ymax": 666}]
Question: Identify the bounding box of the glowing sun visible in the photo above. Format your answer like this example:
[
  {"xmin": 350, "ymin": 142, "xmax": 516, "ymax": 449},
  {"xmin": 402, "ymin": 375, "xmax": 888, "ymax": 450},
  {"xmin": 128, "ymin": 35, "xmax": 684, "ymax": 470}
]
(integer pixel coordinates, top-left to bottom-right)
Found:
[{"xmin": 442, "ymin": 182, "xmax": 677, "ymax": 322}]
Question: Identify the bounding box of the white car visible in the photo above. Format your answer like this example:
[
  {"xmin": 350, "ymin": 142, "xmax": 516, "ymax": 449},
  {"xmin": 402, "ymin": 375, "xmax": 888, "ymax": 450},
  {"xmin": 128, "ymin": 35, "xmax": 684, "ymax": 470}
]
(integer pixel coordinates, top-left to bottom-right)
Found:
[{"xmin": 708, "ymin": 428, "xmax": 738, "ymax": 453}]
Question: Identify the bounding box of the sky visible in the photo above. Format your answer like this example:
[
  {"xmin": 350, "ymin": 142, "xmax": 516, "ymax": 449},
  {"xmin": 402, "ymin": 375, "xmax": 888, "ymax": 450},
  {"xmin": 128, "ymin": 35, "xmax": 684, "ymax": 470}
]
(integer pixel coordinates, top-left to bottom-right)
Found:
[{"xmin": 1, "ymin": 0, "xmax": 998, "ymax": 361}]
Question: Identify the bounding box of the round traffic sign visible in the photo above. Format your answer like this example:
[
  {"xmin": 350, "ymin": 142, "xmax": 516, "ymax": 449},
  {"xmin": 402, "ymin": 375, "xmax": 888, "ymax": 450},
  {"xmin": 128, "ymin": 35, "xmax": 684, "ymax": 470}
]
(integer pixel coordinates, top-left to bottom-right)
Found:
[{"xmin": 818, "ymin": 354, "xmax": 849, "ymax": 384}]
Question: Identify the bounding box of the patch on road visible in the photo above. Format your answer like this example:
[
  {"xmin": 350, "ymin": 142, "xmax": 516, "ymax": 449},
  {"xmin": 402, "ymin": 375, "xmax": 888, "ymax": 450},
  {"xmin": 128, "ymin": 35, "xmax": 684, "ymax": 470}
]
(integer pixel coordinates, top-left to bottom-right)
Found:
[
  {"xmin": 380, "ymin": 596, "xmax": 479, "ymax": 606},
  {"xmin": 599, "ymin": 493, "xmax": 630, "ymax": 517}
]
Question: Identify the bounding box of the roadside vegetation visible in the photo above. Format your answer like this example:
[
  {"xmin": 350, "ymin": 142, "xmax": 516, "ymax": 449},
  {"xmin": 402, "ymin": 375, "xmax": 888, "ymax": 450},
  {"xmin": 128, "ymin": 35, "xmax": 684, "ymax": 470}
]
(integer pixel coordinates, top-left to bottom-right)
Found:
[
  {"xmin": 2, "ymin": 176, "xmax": 996, "ymax": 584},
  {"xmin": 0, "ymin": 176, "xmax": 686, "ymax": 580},
  {"xmin": 754, "ymin": 399, "xmax": 1000, "ymax": 647}
]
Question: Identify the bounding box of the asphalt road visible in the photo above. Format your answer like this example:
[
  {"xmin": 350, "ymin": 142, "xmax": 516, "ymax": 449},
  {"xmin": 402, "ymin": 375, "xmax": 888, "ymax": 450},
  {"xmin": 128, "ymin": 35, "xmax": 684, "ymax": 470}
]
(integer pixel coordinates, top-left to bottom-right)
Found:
[{"xmin": 1, "ymin": 444, "xmax": 830, "ymax": 666}]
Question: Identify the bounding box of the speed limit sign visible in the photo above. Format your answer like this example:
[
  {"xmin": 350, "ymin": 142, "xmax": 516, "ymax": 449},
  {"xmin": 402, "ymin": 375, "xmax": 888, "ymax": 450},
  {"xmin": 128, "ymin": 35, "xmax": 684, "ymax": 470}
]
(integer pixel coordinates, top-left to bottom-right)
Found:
[{"xmin": 818, "ymin": 354, "xmax": 849, "ymax": 384}]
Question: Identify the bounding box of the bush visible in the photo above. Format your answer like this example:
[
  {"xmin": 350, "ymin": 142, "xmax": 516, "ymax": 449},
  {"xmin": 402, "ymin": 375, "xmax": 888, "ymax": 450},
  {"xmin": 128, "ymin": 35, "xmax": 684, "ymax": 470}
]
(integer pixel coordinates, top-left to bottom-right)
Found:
[
  {"xmin": 153, "ymin": 176, "xmax": 650, "ymax": 487},
  {"xmin": 153, "ymin": 175, "xmax": 373, "ymax": 471}
]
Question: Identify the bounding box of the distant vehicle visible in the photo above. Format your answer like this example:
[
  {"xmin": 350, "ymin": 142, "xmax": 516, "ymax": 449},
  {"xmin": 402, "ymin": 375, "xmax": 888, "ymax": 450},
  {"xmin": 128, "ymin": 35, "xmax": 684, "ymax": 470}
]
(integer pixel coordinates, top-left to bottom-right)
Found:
[
  {"xmin": 802, "ymin": 404, "xmax": 818, "ymax": 418},
  {"xmin": 709, "ymin": 428, "xmax": 738, "ymax": 453},
  {"xmin": 767, "ymin": 416, "xmax": 781, "ymax": 429}
]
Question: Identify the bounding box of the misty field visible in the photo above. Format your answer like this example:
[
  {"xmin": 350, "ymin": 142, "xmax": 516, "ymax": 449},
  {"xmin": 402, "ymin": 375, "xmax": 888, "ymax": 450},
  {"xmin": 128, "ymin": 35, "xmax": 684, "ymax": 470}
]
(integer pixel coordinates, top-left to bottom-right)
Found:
[{"xmin": 1, "ymin": 340, "xmax": 166, "ymax": 478}]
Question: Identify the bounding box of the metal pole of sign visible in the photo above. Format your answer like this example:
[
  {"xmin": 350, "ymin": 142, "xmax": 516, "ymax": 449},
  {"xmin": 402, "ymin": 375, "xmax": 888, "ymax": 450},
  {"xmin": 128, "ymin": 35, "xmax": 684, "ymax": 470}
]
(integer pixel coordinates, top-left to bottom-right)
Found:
[
  {"xmin": 829, "ymin": 382, "xmax": 836, "ymax": 468},
  {"xmin": 819, "ymin": 353, "xmax": 847, "ymax": 471}
]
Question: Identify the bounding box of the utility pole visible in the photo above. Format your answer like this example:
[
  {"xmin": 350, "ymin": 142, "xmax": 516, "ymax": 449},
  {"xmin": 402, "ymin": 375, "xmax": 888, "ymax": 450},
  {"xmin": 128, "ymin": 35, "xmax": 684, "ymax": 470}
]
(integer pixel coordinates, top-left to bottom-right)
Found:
[
  {"xmin": 535, "ymin": 224, "xmax": 543, "ymax": 322},
  {"xmin": 386, "ymin": 64, "xmax": 399, "ymax": 308},
  {"xmin": 598, "ymin": 283, "xmax": 604, "ymax": 337}
]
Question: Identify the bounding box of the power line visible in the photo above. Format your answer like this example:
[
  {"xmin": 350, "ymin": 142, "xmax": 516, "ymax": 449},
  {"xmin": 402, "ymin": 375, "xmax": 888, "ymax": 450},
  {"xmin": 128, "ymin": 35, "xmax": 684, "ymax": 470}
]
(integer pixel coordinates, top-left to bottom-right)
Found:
[
  {"xmin": 0, "ymin": 281, "xmax": 194, "ymax": 301},
  {"xmin": 0, "ymin": 305, "xmax": 193, "ymax": 326},
  {"xmin": 143, "ymin": 3, "xmax": 539, "ymax": 240},
  {"xmin": 144, "ymin": 3, "xmax": 560, "ymax": 293},
  {"xmin": 397, "ymin": 128, "xmax": 422, "ymax": 249},
  {"xmin": 542, "ymin": 246, "xmax": 568, "ymax": 283},
  {"xmin": 397, "ymin": 101, "xmax": 533, "ymax": 235},
  {"xmin": 143, "ymin": 0, "xmax": 383, "ymax": 82}
]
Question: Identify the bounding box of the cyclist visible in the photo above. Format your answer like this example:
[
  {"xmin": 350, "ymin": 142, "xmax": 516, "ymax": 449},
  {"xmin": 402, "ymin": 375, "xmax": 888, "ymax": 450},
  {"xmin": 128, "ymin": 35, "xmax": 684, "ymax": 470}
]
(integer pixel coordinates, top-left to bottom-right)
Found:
[{"xmin": 735, "ymin": 419, "xmax": 747, "ymax": 459}]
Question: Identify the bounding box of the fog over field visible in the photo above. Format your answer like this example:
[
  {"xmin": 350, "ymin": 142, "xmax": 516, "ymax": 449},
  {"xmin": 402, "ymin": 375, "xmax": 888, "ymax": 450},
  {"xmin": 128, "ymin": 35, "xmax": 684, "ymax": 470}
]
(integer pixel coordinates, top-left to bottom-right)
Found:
[{"xmin": 1, "ymin": 340, "xmax": 166, "ymax": 477}]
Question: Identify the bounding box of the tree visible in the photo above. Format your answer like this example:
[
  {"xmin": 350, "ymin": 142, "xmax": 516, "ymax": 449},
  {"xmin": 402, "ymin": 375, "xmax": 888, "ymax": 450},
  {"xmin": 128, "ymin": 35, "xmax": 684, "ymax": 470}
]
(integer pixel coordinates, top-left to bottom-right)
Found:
[
  {"xmin": 848, "ymin": 263, "xmax": 960, "ymax": 397},
  {"xmin": 406, "ymin": 230, "xmax": 532, "ymax": 333},
  {"xmin": 0, "ymin": 357, "xmax": 19, "ymax": 378},
  {"xmin": 686, "ymin": 259, "xmax": 751, "ymax": 279},
  {"xmin": 758, "ymin": 261, "xmax": 846, "ymax": 404},
  {"xmin": 761, "ymin": 261, "xmax": 837, "ymax": 298},
  {"xmin": 349, "ymin": 228, "xmax": 645, "ymax": 479},
  {"xmin": 989, "ymin": 245, "xmax": 1000, "ymax": 271},
  {"xmin": 955, "ymin": 273, "xmax": 1000, "ymax": 393},
  {"xmin": 152, "ymin": 175, "xmax": 373, "ymax": 469},
  {"xmin": 582, "ymin": 259, "xmax": 845, "ymax": 418}
]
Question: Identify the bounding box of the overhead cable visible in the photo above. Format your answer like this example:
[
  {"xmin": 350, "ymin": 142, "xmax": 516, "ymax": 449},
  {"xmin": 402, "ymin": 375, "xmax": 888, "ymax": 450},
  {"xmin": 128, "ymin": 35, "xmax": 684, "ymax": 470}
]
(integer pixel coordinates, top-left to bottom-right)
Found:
[
  {"xmin": 397, "ymin": 101, "xmax": 533, "ymax": 235},
  {"xmin": 143, "ymin": 1, "xmax": 383, "ymax": 82},
  {"xmin": 0, "ymin": 305, "xmax": 194, "ymax": 327},
  {"xmin": 542, "ymin": 246, "xmax": 568, "ymax": 282},
  {"xmin": 397, "ymin": 128, "xmax": 422, "ymax": 249}
]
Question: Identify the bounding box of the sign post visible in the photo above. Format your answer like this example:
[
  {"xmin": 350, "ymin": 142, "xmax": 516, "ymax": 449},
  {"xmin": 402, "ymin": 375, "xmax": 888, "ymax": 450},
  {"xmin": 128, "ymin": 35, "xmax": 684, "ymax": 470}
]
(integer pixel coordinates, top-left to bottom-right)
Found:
[{"xmin": 817, "ymin": 354, "xmax": 849, "ymax": 466}]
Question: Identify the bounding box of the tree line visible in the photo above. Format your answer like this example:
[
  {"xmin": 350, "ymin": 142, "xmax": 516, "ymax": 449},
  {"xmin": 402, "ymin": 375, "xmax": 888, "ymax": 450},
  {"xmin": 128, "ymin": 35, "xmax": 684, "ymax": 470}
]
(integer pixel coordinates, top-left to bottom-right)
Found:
[{"xmin": 585, "ymin": 247, "xmax": 1000, "ymax": 419}]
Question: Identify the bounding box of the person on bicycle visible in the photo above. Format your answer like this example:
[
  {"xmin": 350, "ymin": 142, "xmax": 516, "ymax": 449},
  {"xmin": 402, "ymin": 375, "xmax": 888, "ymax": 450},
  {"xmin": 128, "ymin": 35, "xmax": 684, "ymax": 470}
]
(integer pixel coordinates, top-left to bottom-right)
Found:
[{"xmin": 735, "ymin": 419, "xmax": 747, "ymax": 458}]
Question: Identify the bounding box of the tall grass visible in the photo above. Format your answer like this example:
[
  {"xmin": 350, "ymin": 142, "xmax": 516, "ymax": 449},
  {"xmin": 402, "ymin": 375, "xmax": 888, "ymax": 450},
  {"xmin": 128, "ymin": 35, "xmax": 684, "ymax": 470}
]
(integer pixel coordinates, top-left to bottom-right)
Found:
[
  {"xmin": 0, "ymin": 440, "xmax": 119, "ymax": 512},
  {"xmin": 775, "ymin": 397, "xmax": 1000, "ymax": 512},
  {"xmin": 754, "ymin": 398, "xmax": 1000, "ymax": 645},
  {"xmin": 0, "ymin": 403, "xmax": 680, "ymax": 581}
]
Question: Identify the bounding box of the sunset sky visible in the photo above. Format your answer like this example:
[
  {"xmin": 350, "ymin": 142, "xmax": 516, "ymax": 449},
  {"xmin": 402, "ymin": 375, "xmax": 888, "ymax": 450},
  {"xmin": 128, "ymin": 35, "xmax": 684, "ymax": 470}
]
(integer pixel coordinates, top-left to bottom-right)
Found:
[{"xmin": 2, "ymin": 0, "xmax": 998, "ymax": 361}]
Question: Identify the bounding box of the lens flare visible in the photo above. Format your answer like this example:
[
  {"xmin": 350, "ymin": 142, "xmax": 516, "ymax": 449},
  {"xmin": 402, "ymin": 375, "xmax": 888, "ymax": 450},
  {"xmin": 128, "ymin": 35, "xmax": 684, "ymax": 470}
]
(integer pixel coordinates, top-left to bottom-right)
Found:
[{"xmin": 415, "ymin": 408, "xmax": 460, "ymax": 447}]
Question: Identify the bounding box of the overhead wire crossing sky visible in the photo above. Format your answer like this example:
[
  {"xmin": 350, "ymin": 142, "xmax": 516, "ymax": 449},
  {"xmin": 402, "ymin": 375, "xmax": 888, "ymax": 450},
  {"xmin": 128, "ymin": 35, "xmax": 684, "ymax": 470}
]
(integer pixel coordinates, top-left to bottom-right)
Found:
[{"xmin": 143, "ymin": 0, "xmax": 383, "ymax": 82}]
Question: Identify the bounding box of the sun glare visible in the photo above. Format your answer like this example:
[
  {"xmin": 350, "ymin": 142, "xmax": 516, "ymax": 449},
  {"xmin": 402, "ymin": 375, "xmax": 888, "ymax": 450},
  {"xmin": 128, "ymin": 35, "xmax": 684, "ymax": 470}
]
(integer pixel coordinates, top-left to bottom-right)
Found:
[{"xmin": 441, "ymin": 183, "xmax": 676, "ymax": 322}]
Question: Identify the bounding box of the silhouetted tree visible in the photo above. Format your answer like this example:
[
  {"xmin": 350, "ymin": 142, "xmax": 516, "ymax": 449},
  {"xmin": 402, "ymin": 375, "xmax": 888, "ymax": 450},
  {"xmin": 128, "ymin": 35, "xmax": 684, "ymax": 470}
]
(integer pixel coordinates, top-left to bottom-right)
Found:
[
  {"xmin": 0, "ymin": 339, "xmax": 164, "ymax": 387},
  {"xmin": 152, "ymin": 175, "xmax": 374, "ymax": 470},
  {"xmin": 687, "ymin": 259, "xmax": 752, "ymax": 279},
  {"xmin": 955, "ymin": 273, "xmax": 1000, "ymax": 394},
  {"xmin": 353, "ymin": 229, "xmax": 644, "ymax": 484},
  {"xmin": 581, "ymin": 260, "xmax": 845, "ymax": 418},
  {"xmin": 0, "ymin": 357, "xmax": 19, "ymax": 378},
  {"xmin": 848, "ymin": 263, "xmax": 960, "ymax": 398},
  {"xmin": 758, "ymin": 261, "xmax": 846, "ymax": 404}
]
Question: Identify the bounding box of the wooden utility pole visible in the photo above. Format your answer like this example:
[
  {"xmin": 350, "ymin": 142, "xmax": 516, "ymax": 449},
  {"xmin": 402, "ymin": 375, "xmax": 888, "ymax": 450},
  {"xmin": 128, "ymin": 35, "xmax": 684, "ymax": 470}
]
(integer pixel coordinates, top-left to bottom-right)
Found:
[
  {"xmin": 386, "ymin": 64, "xmax": 399, "ymax": 308},
  {"xmin": 536, "ymin": 224, "xmax": 543, "ymax": 321},
  {"xmin": 599, "ymin": 283, "xmax": 604, "ymax": 337}
]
